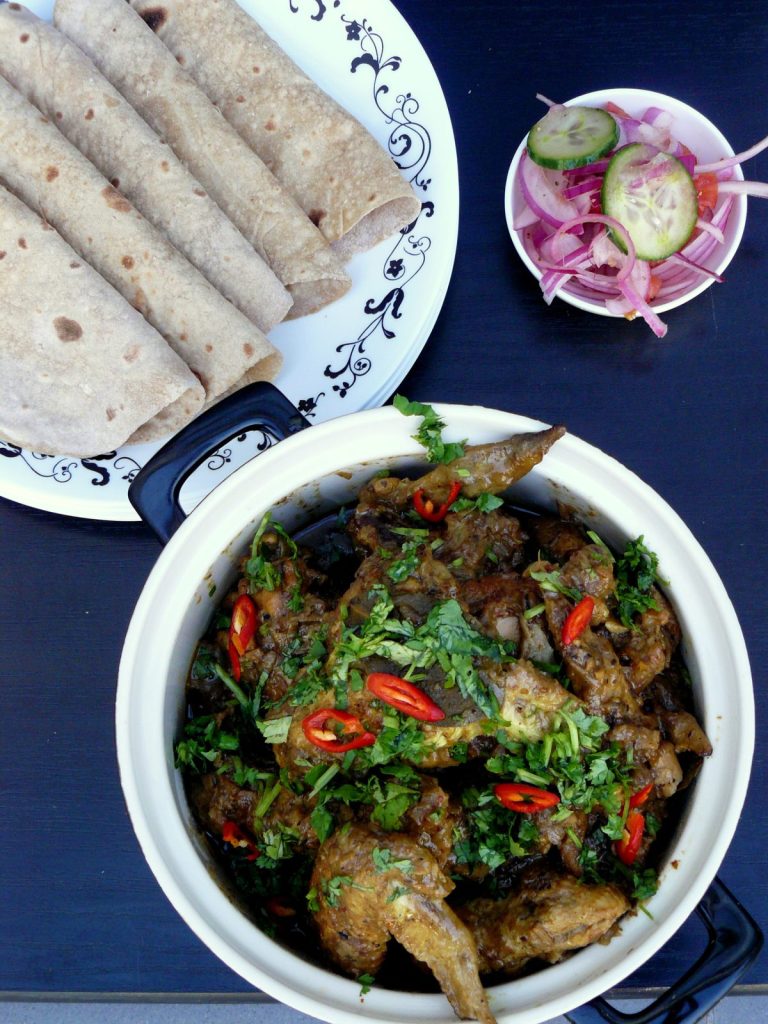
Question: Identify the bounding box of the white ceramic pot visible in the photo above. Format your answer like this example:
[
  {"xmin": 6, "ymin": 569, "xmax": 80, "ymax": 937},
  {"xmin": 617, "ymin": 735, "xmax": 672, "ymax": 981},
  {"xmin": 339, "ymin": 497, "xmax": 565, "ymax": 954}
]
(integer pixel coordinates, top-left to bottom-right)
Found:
[{"xmin": 117, "ymin": 385, "xmax": 757, "ymax": 1024}]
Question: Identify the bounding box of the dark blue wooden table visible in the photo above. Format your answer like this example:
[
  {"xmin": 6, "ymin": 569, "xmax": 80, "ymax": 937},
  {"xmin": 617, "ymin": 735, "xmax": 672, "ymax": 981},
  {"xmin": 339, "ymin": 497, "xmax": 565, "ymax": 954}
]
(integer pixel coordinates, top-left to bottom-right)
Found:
[{"xmin": 1, "ymin": 0, "xmax": 766, "ymax": 1004}]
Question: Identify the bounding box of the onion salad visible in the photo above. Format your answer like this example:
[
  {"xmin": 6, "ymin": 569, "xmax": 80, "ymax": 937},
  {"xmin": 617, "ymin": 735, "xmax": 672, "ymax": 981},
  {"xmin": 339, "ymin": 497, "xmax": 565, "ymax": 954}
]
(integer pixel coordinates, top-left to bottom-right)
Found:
[{"xmin": 514, "ymin": 95, "xmax": 768, "ymax": 337}]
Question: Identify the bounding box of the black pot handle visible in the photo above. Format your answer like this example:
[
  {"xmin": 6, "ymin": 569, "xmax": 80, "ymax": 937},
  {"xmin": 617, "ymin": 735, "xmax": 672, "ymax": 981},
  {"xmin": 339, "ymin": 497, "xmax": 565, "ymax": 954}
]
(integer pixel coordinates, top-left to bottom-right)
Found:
[
  {"xmin": 565, "ymin": 877, "xmax": 762, "ymax": 1024},
  {"xmin": 128, "ymin": 382, "xmax": 310, "ymax": 544}
]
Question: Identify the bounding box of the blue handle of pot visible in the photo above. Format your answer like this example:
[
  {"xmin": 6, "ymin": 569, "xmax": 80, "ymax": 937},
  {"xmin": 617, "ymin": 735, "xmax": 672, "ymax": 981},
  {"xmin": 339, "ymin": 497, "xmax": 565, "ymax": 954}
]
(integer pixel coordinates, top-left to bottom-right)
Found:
[
  {"xmin": 564, "ymin": 877, "xmax": 762, "ymax": 1024},
  {"xmin": 128, "ymin": 382, "xmax": 310, "ymax": 544}
]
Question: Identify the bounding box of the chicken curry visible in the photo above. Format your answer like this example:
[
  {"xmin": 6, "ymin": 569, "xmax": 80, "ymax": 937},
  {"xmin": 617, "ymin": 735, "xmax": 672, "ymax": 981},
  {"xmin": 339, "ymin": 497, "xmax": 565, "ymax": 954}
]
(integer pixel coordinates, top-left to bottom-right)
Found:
[{"xmin": 176, "ymin": 400, "xmax": 711, "ymax": 1024}]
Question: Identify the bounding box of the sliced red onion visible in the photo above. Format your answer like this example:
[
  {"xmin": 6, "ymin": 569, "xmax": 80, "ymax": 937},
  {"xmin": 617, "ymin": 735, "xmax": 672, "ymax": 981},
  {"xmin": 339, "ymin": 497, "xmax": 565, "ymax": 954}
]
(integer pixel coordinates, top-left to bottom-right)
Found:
[
  {"xmin": 535, "ymin": 93, "xmax": 558, "ymax": 107},
  {"xmin": 564, "ymin": 158, "xmax": 611, "ymax": 177},
  {"xmin": 606, "ymin": 295, "xmax": 634, "ymax": 316},
  {"xmin": 694, "ymin": 217, "xmax": 725, "ymax": 244},
  {"xmin": 667, "ymin": 251, "xmax": 725, "ymax": 282},
  {"xmin": 677, "ymin": 153, "xmax": 696, "ymax": 176},
  {"xmin": 562, "ymin": 177, "xmax": 602, "ymax": 200},
  {"xmin": 643, "ymin": 107, "xmax": 674, "ymax": 132},
  {"xmin": 695, "ymin": 133, "xmax": 768, "ymax": 173},
  {"xmin": 513, "ymin": 204, "xmax": 540, "ymax": 230},
  {"xmin": 558, "ymin": 215, "xmax": 635, "ymax": 282},
  {"xmin": 619, "ymin": 277, "xmax": 668, "ymax": 338},
  {"xmin": 718, "ymin": 180, "xmax": 768, "ymax": 199},
  {"xmin": 518, "ymin": 151, "xmax": 582, "ymax": 229}
]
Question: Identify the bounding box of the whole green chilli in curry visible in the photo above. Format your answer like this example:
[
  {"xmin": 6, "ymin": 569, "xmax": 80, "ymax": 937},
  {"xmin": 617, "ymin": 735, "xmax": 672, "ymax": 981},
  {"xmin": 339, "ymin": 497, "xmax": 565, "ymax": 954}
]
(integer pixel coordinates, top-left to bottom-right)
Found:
[{"xmin": 176, "ymin": 400, "xmax": 711, "ymax": 1024}]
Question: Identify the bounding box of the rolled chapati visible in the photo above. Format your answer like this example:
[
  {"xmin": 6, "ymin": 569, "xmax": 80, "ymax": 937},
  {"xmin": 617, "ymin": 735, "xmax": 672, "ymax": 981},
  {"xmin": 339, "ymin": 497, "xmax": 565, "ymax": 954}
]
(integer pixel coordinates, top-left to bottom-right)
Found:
[
  {"xmin": 54, "ymin": 0, "xmax": 351, "ymax": 319},
  {"xmin": 0, "ymin": 3, "xmax": 291, "ymax": 334},
  {"xmin": 0, "ymin": 74, "xmax": 282, "ymax": 408},
  {"xmin": 123, "ymin": 0, "xmax": 422, "ymax": 259},
  {"xmin": 0, "ymin": 185, "xmax": 205, "ymax": 456}
]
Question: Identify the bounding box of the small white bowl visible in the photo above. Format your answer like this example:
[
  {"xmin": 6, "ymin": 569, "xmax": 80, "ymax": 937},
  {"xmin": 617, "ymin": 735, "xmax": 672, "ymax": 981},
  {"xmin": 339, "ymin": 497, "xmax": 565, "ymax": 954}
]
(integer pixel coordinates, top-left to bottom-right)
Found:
[{"xmin": 504, "ymin": 87, "xmax": 747, "ymax": 317}]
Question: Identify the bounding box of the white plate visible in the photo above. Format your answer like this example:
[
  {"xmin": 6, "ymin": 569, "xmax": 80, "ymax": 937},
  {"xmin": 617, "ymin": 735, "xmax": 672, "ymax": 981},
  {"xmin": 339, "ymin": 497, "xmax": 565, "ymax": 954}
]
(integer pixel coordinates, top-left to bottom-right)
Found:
[{"xmin": 1, "ymin": 0, "xmax": 458, "ymax": 521}]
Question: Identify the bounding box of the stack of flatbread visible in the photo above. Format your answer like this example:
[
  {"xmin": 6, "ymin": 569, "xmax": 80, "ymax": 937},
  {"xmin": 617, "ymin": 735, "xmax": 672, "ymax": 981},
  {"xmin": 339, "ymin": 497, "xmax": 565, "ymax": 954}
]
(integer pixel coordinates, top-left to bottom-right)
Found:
[{"xmin": 0, "ymin": 0, "xmax": 421, "ymax": 457}]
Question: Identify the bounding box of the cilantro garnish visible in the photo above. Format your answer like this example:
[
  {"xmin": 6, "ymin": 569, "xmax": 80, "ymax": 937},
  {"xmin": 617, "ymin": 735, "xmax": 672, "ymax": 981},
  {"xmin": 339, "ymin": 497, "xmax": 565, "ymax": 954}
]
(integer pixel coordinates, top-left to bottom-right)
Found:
[
  {"xmin": 357, "ymin": 973, "xmax": 375, "ymax": 996},
  {"xmin": 529, "ymin": 569, "xmax": 582, "ymax": 602},
  {"xmin": 614, "ymin": 536, "xmax": 665, "ymax": 627},
  {"xmin": 245, "ymin": 513, "xmax": 300, "ymax": 593},
  {"xmin": 392, "ymin": 395, "xmax": 466, "ymax": 464},
  {"xmin": 174, "ymin": 715, "xmax": 239, "ymax": 772},
  {"xmin": 372, "ymin": 847, "xmax": 413, "ymax": 874}
]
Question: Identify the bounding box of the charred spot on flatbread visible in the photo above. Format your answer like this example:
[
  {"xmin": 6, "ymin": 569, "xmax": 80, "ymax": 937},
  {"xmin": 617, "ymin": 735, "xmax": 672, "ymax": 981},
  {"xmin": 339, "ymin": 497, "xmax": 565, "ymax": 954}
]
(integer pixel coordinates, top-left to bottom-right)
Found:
[
  {"xmin": 17, "ymin": 237, "xmax": 27, "ymax": 249},
  {"xmin": 0, "ymin": 251, "xmax": 6, "ymax": 261},
  {"xmin": 264, "ymin": 118, "xmax": 276, "ymax": 131},
  {"xmin": 85, "ymin": 108, "xmax": 95, "ymax": 120},
  {"xmin": 69, "ymin": 261, "xmax": 82, "ymax": 269},
  {"xmin": 45, "ymin": 166, "xmax": 59, "ymax": 182},
  {"xmin": 106, "ymin": 408, "xmax": 117, "ymax": 421},
  {"xmin": 19, "ymin": 32, "xmax": 30, "ymax": 43},
  {"xmin": 139, "ymin": 7, "xmax": 168, "ymax": 32},
  {"xmin": 101, "ymin": 185, "xmax": 132, "ymax": 212},
  {"xmin": 122, "ymin": 255, "xmax": 135, "ymax": 269},
  {"xmin": 308, "ymin": 209, "xmax": 325, "ymax": 227},
  {"xmin": 53, "ymin": 316, "xmax": 83, "ymax": 342}
]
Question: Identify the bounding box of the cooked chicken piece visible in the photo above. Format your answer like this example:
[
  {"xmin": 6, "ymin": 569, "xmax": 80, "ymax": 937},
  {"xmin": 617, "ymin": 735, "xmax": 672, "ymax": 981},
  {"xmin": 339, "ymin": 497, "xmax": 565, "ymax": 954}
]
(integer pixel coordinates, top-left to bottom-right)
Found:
[
  {"xmin": 311, "ymin": 825, "xmax": 494, "ymax": 1024},
  {"xmin": 659, "ymin": 710, "xmax": 712, "ymax": 756},
  {"xmin": 416, "ymin": 425, "xmax": 566, "ymax": 499},
  {"xmin": 457, "ymin": 873, "xmax": 630, "ymax": 976},
  {"xmin": 353, "ymin": 427, "xmax": 566, "ymax": 521},
  {"xmin": 535, "ymin": 806, "xmax": 588, "ymax": 877},
  {"xmin": 187, "ymin": 772, "xmax": 319, "ymax": 851},
  {"xmin": 559, "ymin": 543, "xmax": 616, "ymax": 624},
  {"xmin": 436, "ymin": 509, "xmax": 528, "ymax": 578},
  {"xmin": 608, "ymin": 723, "xmax": 683, "ymax": 798},
  {"xmin": 538, "ymin": 577, "xmax": 641, "ymax": 723},
  {"xmin": 533, "ymin": 516, "xmax": 588, "ymax": 561},
  {"xmin": 615, "ymin": 586, "xmax": 681, "ymax": 692},
  {"xmin": 402, "ymin": 775, "xmax": 462, "ymax": 869}
]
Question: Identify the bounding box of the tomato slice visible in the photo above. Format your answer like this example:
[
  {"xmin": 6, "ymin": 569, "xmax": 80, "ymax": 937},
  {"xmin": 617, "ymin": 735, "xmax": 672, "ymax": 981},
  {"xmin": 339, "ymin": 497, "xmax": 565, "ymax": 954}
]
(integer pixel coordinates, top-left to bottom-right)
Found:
[
  {"xmin": 694, "ymin": 172, "xmax": 718, "ymax": 214},
  {"xmin": 366, "ymin": 673, "xmax": 445, "ymax": 722},
  {"xmin": 494, "ymin": 782, "xmax": 560, "ymax": 813}
]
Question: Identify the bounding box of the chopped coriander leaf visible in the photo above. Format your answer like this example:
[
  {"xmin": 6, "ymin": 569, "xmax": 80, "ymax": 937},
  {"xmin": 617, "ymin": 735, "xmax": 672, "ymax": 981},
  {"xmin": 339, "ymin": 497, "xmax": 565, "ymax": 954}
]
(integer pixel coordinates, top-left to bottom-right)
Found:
[
  {"xmin": 452, "ymin": 493, "xmax": 505, "ymax": 514},
  {"xmin": 321, "ymin": 874, "xmax": 371, "ymax": 907},
  {"xmin": 392, "ymin": 395, "xmax": 466, "ymax": 464},
  {"xmin": 245, "ymin": 513, "xmax": 300, "ymax": 593},
  {"xmin": 253, "ymin": 778, "xmax": 283, "ymax": 821},
  {"xmin": 306, "ymin": 763, "xmax": 340, "ymax": 798},
  {"xmin": 449, "ymin": 741, "xmax": 470, "ymax": 764},
  {"xmin": 357, "ymin": 973, "xmax": 375, "ymax": 996},
  {"xmin": 175, "ymin": 715, "xmax": 239, "ymax": 772},
  {"xmin": 372, "ymin": 847, "xmax": 413, "ymax": 874},
  {"xmin": 321, "ymin": 874, "xmax": 353, "ymax": 907},
  {"xmin": 256, "ymin": 716, "xmax": 293, "ymax": 744},
  {"xmin": 310, "ymin": 803, "xmax": 335, "ymax": 843},
  {"xmin": 614, "ymin": 536, "xmax": 666, "ymax": 628},
  {"xmin": 523, "ymin": 602, "xmax": 546, "ymax": 620},
  {"xmin": 387, "ymin": 540, "xmax": 422, "ymax": 583},
  {"xmin": 529, "ymin": 569, "xmax": 582, "ymax": 602},
  {"xmin": 386, "ymin": 885, "xmax": 411, "ymax": 903}
]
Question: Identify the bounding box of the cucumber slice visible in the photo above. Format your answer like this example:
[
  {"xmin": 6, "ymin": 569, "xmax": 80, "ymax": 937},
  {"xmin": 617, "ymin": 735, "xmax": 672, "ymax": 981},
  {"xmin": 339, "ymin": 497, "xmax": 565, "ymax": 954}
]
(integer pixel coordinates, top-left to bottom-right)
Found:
[
  {"xmin": 601, "ymin": 143, "xmax": 698, "ymax": 261},
  {"xmin": 527, "ymin": 105, "xmax": 619, "ymax": 170}
]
